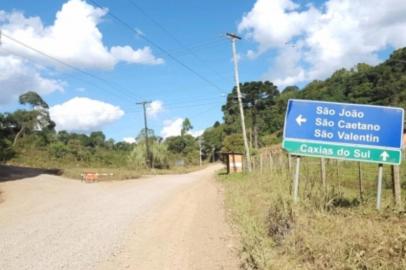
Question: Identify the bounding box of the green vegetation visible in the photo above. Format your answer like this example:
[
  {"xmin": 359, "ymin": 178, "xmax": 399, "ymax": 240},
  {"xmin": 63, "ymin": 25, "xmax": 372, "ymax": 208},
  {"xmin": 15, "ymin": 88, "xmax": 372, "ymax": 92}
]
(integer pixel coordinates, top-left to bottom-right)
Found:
[
  {"xmin": 3, "ymin": 48, "xmax": 406, "ymax": 173},
  {"xmin": 219, "ymin": 155, "xmax": 406, "ymax": 270},
  {"xmin": 211, "ymin": 47, "xmax": 406, "ymax": 270},
  {"xmin": 203, "ymin": 48, "xmax": 406, "ymax": 160},
  {"xmin": 0, "ymin": 96, "xmax": 202, "ymax": 178}
]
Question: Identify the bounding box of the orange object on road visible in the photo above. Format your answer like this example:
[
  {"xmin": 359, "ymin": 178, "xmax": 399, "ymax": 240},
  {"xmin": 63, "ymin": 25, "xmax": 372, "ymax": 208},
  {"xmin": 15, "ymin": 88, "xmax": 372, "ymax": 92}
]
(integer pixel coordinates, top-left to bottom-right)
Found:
[{"xmin": 83, "ymin": 172, "xmax": 98, "ymax": 183}]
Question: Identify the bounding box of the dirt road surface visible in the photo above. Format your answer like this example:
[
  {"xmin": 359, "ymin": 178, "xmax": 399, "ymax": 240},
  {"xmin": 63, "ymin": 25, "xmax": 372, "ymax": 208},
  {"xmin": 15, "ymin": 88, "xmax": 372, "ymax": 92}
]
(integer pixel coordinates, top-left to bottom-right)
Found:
[{"xmin": 0, "ymin": 164, "xmax": 239, "ymax": 270}]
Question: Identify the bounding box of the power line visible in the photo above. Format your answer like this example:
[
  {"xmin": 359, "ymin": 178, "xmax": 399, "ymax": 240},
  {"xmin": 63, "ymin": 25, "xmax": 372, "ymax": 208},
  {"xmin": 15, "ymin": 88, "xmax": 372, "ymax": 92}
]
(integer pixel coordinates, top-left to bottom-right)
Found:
[
  {"xmin": 167, "ymin": 38, "xmax": 226, "ymax": 55},
  {"xmin": 1, "ymin": 32, "xmax": 140, "ymax": 103},
  {"xmin": 88, "ymin": 0, "xmax": 226, "ymax": 93},
  {"xmin": 127, "ymin": 0, "xmax": 228, "ymax": 82},
  {"xmin": 126, "ymin": 100, "xmax": 223, "ymax": 114}
]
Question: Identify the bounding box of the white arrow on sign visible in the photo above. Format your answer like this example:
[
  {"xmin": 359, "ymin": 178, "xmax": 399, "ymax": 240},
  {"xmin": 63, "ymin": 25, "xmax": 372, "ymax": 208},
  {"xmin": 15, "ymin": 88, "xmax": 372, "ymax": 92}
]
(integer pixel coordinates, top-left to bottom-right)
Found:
[
  {"xmin": 380, "ymin": 151, "xmax": 389, "ymax": 161},
  {"xmin": 296, "ymin": 114, "xmax": 307, "ymax": 126}
]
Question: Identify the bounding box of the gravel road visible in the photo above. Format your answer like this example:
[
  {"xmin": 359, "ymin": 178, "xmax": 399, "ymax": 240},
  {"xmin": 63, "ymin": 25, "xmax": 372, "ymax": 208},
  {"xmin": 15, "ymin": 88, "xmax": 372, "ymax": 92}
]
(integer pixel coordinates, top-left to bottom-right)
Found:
[{"xmin": 0, "ymin": 164, "xmax": 239, "ymax": 270}]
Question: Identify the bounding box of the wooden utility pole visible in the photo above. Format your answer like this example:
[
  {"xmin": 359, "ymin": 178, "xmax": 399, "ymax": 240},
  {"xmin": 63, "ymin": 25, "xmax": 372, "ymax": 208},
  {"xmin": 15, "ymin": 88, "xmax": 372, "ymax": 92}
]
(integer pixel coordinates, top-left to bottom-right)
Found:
[
  {"xmin": 198, "ymin": 137, "xmax": 203, "ymax": 167},
  {"xmin": 136, "ymin": 101, "xmax": 152, "ymax": 168},
  {"xmin": 227, "ymin": 32, "xmax": 252, "ymax": 172}
]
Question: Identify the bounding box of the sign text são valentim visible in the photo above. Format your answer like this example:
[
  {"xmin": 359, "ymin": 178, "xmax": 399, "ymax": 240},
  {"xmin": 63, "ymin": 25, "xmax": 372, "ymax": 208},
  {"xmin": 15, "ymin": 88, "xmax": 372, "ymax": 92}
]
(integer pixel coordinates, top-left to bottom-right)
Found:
[{"xmin": 283, "ymin": 99, "xmax": 404, "ymax": 165}]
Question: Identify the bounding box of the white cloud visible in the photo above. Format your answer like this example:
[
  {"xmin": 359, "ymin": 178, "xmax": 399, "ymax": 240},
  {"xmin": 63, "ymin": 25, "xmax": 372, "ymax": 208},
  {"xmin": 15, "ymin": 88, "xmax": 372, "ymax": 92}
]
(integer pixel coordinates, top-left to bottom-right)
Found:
[
  {"xmin": 238, "ymin": 0, "xmax": 319, "ymax": 56},
  {"xmin": 160, "ymin": 118, "xmax": 202, "ymax": 139},
  {"xmin": 161, "ymin": 118, "xmax": 184, "ymax": 139},
  {"xmin": 0, "ymin": 0, "xmax": 163, "ymax": 70},
  {"xmin": 123, "ymin": 137, "xmax": 136, "ymax": 144},
  {"xmin": 111, "ymin": 46, "xmax": 164, "ymax": 65},
  {"xmin": 0, "ymin": 55, "xmax": 64, "ymax": 104},
  {"xmin": 188, "ymin": 129, "xmax": 204, "ymax": 138},
  {"xmin": 239, "ymin": 0, "xmax": 406, "ymax": 87},
  {"xmin": 262, "ymin": 45, "xmax": 306, "ymax": 88},
  {"xmin": 147, "ymin": 100, "xmax": 164, "ymax": 117},
  {"xmin": 49, "ymin": 97, "xmax": 124, "ymax": 132}
]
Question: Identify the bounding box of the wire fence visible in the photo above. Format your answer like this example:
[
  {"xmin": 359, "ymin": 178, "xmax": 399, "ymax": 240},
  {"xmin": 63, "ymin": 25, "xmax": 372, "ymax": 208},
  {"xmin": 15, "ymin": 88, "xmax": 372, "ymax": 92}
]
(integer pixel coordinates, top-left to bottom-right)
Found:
[{"xmin": 243, "ymin": 145, "xmax": 404, "ymax": 208}]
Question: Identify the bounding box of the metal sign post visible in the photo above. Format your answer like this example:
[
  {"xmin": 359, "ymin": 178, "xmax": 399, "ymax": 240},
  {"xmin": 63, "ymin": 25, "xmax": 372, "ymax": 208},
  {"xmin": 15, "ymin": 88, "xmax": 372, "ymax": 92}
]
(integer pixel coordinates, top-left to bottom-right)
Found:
[
  {"xmin": 282, "ymin": 99, "xmax": 404, "ymax": 206},
  {"xmin": 376, "ymin": 164, "xmax": 384, "ymax": 210}
]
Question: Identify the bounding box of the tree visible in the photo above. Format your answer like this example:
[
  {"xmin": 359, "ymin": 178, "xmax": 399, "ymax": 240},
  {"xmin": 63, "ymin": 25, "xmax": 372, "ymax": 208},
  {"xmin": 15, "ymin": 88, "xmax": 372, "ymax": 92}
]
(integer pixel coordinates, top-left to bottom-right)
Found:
[
  {"xmin": 12, "ymin": 92, "xmax": 54, "ymax": 146},
  {"xmin": 129, "ymin": 140, "xmax": 169, "ymax": 169},
  {"xmin": 136, "ymin": 128, "xmax": 156, "ymax": 142},
  {"xmin": 181, "ymin": 118, "xmax": 193, "ymax": 136},
  {"xmin": 201, "ymin": 122, "xmax": 225, "ymax": 161},
  {"xmin": 89, "ymin": 131, "xmax": 106, "ymax": 148},
  {"xmin": 0, "ymin": 113, "xmax": 15, "ymax": 162},
  {"xmin": 222, "ymin": 134, "xmax": 245, "ymax": 153},
  {"xmin": 165, "ymin": 134, "xmax": 197, "ymax": 155},
  {"xmin": 222, "ymin": 81, "xmax": 279, "ymax": 148}
]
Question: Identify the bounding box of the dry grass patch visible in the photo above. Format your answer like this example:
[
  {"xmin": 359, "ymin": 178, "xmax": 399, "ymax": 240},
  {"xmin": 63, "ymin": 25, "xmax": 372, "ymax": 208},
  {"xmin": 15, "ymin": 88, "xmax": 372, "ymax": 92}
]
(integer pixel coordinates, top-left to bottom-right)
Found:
[{"xmin": 219, "ymin": 158, "xmax": 406, "ymax": 270}]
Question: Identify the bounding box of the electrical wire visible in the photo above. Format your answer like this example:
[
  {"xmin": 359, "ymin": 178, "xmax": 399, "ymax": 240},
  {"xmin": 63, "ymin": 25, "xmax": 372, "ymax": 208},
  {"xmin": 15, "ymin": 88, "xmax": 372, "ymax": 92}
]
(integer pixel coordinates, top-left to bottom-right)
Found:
[
  {"xmin": 126, "ymin": 99, "xmax": 223, "ymax": 114},
  {"xmin": 88, "ymin": 0, "xmax": 226, "ymax": 93},
  {"xmin": 126, "ymin": 0, "xmax": 229, "ymax": 81},
  {"xmin": 1, "ymin": 32, "xmax": 140, "ymax": 104}
]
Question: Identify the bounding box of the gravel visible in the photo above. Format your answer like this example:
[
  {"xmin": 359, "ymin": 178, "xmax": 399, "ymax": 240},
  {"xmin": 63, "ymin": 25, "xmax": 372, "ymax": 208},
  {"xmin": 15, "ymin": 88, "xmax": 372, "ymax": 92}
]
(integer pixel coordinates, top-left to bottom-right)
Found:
[{"xmin": 0, "ymin": 165, "xmax": 238, "ymax": 270}]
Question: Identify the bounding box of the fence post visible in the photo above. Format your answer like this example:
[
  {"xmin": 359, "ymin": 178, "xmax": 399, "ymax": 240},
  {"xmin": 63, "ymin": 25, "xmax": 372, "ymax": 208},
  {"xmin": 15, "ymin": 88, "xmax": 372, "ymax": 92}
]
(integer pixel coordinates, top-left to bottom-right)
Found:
[
  {"xmin": 288, "ymin": 154, "xmax": 292, "ymax": 172},
  {"xmin": 293, "ymin": 156, "xmax": 301, "ymax": 203},
  {"xmin": 391, "ymin": 165, "xmax": 402, "ymax": 210},
  {"xmin": 358, "ymin": 162, "xmax": 364, "ymax": 201},
  {"xmin": 320, "ymin": 158, "xmax": 326, "ymax": 190},
  {"xmin": 336, "ymin": 160, "xmax": 341, "ymax": 193},
  {"xmin": 260, "ymin": 154, "xmax": 263, "ymax": 174}
]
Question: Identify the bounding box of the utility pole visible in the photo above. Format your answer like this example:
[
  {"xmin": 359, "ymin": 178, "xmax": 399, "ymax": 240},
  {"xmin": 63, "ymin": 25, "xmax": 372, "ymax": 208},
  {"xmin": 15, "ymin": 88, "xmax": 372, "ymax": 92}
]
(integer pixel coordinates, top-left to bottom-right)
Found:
[
  {"xmin": 198, "ymin": 137, "xmax": 203, "ymax": 167},
  {"xmin": 136, "ymin": 101, "xmax": 152, "ymax": 168},
  {"xmin": 226, "ymin": 32, "xmax": 252, "ymax": 172}
]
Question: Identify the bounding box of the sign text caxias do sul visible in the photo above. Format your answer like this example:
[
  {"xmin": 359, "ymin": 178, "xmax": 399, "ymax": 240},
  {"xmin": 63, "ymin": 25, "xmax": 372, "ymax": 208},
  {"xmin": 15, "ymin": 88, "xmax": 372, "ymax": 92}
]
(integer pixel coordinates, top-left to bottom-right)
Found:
[{"xmin": 282, "ymin": 99, "xmax": 404, "ymax": 165}]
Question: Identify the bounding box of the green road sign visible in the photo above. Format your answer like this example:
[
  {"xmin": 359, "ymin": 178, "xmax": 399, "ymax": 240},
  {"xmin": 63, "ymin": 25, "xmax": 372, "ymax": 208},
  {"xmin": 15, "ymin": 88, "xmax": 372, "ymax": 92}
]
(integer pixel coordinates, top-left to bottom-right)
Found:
[{"xmin": 283, "ymin": 139, "xmax": 401, "ymax": 165}]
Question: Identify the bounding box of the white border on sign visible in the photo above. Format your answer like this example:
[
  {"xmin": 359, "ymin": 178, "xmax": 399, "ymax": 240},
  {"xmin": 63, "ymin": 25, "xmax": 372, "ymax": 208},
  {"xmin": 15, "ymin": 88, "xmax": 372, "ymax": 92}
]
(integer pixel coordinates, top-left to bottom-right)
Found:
[
  {"xmin": 282, "ymin": 140, "xmax": 402, "ymax": 165},
  {"xmin": 282, "ymin": 99, "xmax": 405, "ymax": 150}
]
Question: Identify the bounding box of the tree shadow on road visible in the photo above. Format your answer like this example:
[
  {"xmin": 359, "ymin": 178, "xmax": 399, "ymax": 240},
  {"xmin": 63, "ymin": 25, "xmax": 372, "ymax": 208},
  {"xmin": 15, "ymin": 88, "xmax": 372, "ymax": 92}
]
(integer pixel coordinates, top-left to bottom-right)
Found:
[{"xmin": 0, "ymin": 165, "xmax": 63, "ymax": 182}]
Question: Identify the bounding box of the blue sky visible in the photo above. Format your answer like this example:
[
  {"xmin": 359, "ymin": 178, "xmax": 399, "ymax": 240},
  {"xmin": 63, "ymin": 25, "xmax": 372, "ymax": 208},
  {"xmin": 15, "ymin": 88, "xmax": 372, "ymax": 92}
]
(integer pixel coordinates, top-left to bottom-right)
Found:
[{"xmin": 1, "ymin": 0, "xmax": 406, "ymax": 142}]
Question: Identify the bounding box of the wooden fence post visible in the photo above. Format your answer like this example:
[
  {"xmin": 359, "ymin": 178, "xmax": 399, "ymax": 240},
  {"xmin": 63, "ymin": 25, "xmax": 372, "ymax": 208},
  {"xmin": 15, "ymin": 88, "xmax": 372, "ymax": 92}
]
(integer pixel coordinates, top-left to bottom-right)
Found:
[
  {"xmin": 391, "ymin": 165, "xmax": 402, "ymax": 210},
  {"xmin": 358, "ymin": 162, "xmax": 364, "ymax": 201},
  {"xmin": 336, "ymin": 160, "xmax": 341, "ymax": 193},
  {"xmin": 320, "ymin": 158, "xmax": 326, "ymax": 189},
  {"xmin": 260, "ymin": 154, "xmax": 263, "ymax": 174},
  {"xmin": 293, "ymin": 156, "xmax": 301, "ymax": 202},
  {"xmin": 288, "ymin": 154, "xmax": 292, "ymax": 172}
]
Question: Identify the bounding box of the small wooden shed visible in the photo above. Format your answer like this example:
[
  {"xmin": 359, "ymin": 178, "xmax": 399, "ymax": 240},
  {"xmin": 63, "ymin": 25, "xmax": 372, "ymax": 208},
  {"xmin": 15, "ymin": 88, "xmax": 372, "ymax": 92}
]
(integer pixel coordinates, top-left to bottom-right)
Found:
[{"xmin": 222, "ymin": 152, "xmax": 244, "ymax": 174}]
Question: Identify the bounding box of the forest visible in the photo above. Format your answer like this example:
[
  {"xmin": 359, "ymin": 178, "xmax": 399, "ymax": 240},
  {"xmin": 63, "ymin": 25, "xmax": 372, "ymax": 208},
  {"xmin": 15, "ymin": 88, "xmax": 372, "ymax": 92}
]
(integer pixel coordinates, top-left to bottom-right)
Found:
[
  {"xmin": 1, "ymin": 47, "xmax": 406, "ymax": 170},
  {"xmin": 203, "ymin": 47, "xmax": 406, "ymax": 156}
]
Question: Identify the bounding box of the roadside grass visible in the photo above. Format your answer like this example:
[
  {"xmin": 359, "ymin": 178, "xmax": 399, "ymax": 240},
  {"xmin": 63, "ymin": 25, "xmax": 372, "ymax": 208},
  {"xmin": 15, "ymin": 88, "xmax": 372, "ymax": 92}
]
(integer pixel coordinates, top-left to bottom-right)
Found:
[
  {"xmin": 219, "ymin": 156, "xmax": 406, "ymax": 270},
  {"xmin": 8, "ymin": 148, "xmax": 207, "ymax": 181}
]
